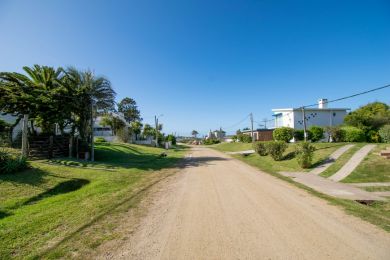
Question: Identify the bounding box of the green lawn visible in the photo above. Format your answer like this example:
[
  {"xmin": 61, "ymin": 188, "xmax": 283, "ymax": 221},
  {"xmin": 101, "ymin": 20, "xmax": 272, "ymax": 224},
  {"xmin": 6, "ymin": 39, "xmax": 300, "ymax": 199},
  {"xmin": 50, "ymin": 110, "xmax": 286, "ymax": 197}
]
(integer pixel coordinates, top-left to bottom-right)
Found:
[
  {"xmin": 342, "ymin": 144, "xmax": 390, "ymax": 183},
  {"xmin": 211, "ymin": 142, "xmax": 390, "ymax": 232},
  {"xmin": 213, "ymin": 142, "xmax": 345, "ymax": 173},
  {"xmin": 320, "ymin": 143, "xmax": 366, "ymax": 178},
  {"xmin": 364, "ymin": 186, "xmax": 390, "ymax": 192},
  {"xmin": 0, "ymin": 143, "xmax": 187, "ymax": 259}
]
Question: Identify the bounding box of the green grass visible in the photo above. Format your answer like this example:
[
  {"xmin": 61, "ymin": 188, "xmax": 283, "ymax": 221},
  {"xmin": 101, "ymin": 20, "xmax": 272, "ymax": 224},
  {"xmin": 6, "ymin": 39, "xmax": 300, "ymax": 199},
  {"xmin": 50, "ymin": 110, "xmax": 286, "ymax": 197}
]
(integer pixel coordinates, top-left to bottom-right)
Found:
[
  {"xmin": 211, "ymin": 142, "xmax": 390, "ymax": 232},
  {"xmin": 0, "ymin": 143, "xmax": 187, "ymax": 259},
  {"xmin": 364, "ymin": 186, "xmax": 390, "ymax": 192},
  {"xmin": 211, "ymin": 142, "xmax": 252, "ymax": 152},
  {"xmin": 213, "ymin": 142, "xmax": 345, "ymax": 173},
  {"xmin": 342, "ymin": 144, "xmax": 390, "ymax": 183},
  {"xmin": 320, "ymin": 143, "xmax": 366, "ymax": 178}
]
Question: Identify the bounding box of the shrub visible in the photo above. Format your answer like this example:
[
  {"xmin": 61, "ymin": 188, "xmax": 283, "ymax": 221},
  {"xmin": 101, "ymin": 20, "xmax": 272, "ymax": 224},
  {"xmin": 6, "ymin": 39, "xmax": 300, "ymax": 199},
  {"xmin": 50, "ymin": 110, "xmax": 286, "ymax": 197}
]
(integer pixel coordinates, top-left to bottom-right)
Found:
[
  {"xmin": 379, "ymin": 125, "xmax": 390, "ymax": 143},
  {"xmin": 309, "ymin": 126, "xmax": 324, "ymax": 142},
  {"xmin": 340, "ymin": 126, "xmax": 366, "ymax": 142},
  {"xmin": 165, "ymin": 134, "xmax": 177, "ymax": 145},
  {"xmin": 203, "ymin": 139, "xmax": 220, "ymax": 145},
  {"xmin": 266, "ymin": 141, "xmax": 287, "ymax": 161},
  {"xmin": 253, "ymin": 141, "xmax": 268, "ymax": 156},
  {"xmin": 295, "ymin": 142, "xmax": 316, "ymax": 168},
  {"xmin": 237, "ymin": 134, "xmax": 252, "ymax": 143},
  {"xmin": 0, "ymin": 150, "xmax": 28, "ymax": 174},
  {"xmin": 366, "ymin": 130, "xmax": 381, "ymax": 143},
  {"xmin": 325, "ymin": 126, "xmax": 344, "ymax": 142},
  {"xmin": 293, "ymin": 130, "xmax": 304, "ymax": 141},
  {"xmin": 273, "ymin": 127, "xmax": 294, "ymax": 143},
  {"xmin": 95, "ymin": 137, "xmax": 107, "ymax": 143}
]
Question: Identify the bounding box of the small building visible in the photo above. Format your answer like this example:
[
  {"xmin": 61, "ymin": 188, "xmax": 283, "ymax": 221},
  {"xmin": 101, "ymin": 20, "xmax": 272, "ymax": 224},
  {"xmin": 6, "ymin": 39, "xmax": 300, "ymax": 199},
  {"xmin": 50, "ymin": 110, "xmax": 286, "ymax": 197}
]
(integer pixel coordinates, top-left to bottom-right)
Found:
[
  {"xmin": 241, "ymin": 129, "xmax": 274, "ymax": 141},
  {"xmin": 272, "ymin": 99, "xmax": 349, "ymax": 130},
  {"xmin": 207, "ymin": 128, "xmax": 226, "ymax": 140}
]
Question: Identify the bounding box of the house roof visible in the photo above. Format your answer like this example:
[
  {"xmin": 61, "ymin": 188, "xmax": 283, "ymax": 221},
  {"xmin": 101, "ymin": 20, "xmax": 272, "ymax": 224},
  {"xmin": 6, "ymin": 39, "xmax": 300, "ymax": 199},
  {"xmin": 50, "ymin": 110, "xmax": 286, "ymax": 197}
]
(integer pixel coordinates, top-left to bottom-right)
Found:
[{"xmin": 272, "ymin": 107, "xmax": 350, "ymax": 112}]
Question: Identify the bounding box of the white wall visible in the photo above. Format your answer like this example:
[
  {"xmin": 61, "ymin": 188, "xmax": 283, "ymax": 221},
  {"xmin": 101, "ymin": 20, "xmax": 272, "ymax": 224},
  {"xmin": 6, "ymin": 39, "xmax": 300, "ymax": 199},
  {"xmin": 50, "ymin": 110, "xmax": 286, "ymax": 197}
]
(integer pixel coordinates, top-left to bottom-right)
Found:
[{"xmin": 293, "ymin": 109, "xmax": 347, "ymax": 130}]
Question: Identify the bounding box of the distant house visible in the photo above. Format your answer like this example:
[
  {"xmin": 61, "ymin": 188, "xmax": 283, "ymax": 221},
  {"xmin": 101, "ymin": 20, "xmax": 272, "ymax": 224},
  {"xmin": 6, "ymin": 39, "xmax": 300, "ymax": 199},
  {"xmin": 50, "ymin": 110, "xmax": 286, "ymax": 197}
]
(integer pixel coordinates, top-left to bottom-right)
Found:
[
  {"xmin": 207, "ymin": 128, "xmax": 226, "ymax": 140},
  {"xmin": 93, "ymin": 112, "xmax": 130, "ymax": 142},
  {"xmin": 241, "ymin": 129, "xmax": 274, "ymax": 141},
  {"xmin": 272, "ymin": 99, "xmax": 349, "ymax": 130}
]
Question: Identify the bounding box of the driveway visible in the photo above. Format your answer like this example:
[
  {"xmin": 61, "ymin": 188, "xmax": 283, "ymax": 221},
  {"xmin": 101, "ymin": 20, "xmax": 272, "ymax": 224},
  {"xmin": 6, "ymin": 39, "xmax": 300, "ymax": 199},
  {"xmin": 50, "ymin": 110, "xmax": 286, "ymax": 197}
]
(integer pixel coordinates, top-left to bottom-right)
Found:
[{"xmin": 110, "ymin": 146, "xmax": 390, "ymax": 259}]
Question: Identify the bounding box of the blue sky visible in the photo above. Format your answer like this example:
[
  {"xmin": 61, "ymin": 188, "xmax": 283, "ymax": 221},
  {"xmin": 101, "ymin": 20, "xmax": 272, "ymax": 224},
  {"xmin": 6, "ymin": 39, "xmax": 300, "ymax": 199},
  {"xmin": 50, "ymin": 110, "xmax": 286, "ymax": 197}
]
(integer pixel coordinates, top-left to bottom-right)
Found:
[{"xmin": 0, "ymin": 0, "xmax": 389, "ymax": 136}]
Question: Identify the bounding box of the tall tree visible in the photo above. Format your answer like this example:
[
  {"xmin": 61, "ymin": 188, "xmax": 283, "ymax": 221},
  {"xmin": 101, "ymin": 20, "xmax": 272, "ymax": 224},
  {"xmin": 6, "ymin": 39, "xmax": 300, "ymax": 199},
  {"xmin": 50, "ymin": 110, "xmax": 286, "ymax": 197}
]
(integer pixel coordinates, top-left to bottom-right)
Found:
[
  {"xmin": 117, "ymin": 97, "xmax": 141, "ymax": 123},
  {"xmin": 191, "ymin": 130, "xmax": 199, "ymax": 138},
  {"xmin": 0, "ymin": 65, "xmax": 70, "ymax": 133},
  {"xmin": 63, "ymin": 67, "xmax": 116, "ymax": 148},
  {"xmin": 344, "ymin": 102, "xmax": 390, "ymax": 133}
]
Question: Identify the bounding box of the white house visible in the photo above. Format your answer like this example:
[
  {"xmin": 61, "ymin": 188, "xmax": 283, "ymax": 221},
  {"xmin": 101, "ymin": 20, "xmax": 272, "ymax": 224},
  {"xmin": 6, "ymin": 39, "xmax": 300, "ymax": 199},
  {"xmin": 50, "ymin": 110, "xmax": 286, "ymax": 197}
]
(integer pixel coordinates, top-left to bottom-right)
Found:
[
  {"xmin": 93, "ymin": 112, "xmax": 130, "ymax": 142},
  {"xmin": 0, "ymin": 114, "xmax": 23, "ymax": 140},
  {"xmin": 272, "ymin": 99, "xmax": 349, "ymax": 130}
]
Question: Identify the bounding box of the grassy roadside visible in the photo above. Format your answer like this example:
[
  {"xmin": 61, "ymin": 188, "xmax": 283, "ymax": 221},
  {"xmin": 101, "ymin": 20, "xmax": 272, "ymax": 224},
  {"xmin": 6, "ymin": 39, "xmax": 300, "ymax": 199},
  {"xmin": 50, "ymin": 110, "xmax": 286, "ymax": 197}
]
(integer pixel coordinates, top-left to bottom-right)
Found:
[
  {"xmin": 342, "ymin": 144, "xmax": 390, "ymax": 183},
  {"xmin": 211, "ymin": 142, "xmax": 390, "ymax": 232},
  {"xmin": 320, "ymin": 143, "xmax": 366, "ymax": 178},
  {"xmin": 0, "ymin": 143, "xmax": 187, "ymax": 259},
  {"xmin": 213, "ymin": 142, "xmax": 344, "ymax": 173}
]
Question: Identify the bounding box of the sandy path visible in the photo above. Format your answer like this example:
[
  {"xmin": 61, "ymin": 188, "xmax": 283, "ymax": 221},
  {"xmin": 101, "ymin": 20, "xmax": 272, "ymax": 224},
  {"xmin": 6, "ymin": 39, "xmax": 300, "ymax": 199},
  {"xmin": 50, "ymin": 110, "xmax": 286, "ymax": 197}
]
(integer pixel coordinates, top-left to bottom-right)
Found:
[{"xmin": 109, "ymin": 146, "xmax": 390, "ymax": 259}]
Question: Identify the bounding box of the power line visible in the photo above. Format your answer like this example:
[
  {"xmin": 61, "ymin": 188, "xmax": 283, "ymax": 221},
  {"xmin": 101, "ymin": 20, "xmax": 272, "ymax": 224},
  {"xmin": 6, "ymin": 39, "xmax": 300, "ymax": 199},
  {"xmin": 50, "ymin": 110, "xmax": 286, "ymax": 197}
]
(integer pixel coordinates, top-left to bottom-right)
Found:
[
  {"xmin": 222, "ymin": 114, "xmax": 250, "ymax": 130},
  {"xmin": 302, "ymin": 84, "xmax": 390, "ymax": 108}
]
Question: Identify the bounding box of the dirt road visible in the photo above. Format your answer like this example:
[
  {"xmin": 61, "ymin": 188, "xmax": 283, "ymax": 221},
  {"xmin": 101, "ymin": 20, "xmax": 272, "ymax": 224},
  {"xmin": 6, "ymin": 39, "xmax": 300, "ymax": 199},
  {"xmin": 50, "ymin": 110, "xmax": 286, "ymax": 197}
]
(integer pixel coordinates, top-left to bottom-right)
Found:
[{"xmin": 109, "ymin": 147, "xmax": 390, "ymax": 259}]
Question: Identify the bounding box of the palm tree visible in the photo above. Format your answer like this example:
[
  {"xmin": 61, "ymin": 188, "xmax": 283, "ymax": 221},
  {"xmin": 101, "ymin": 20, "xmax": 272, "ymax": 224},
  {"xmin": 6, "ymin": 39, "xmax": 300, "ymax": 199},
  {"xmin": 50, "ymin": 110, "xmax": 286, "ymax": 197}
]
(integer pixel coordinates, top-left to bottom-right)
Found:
[
  {"xmin": 0, "ymin": 65, "xmax": 69, "ymax": 133},
  {"xmin": 63, "ymin": 68, "xmax": 116, "ymax": 151}
]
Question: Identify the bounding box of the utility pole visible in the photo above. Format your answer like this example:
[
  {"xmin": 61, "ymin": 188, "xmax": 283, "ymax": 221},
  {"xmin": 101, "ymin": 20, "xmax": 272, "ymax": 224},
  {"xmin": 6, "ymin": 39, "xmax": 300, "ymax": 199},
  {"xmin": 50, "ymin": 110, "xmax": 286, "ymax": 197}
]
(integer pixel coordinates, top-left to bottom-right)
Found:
[
  {"xmin": 302, "ymin": 107, "xmax": 308, "ymax": 142},
  {"xmin": 21, "ymin": 114, "xmax": 29, "ymax": 158},
  {"xmin": 91, "ymin": 101, "xmax": 94, "ymax": 161},
  {"xmin": 250, "ymin": 113, "xmax": 255, "ymax": 144},
  {"xmin": 155, "ymin": 115, "xmax": 159, "ymax": 147},
  {"xmin": 263, "ymin": 118, "xmax": 267, "ymax": 129}
]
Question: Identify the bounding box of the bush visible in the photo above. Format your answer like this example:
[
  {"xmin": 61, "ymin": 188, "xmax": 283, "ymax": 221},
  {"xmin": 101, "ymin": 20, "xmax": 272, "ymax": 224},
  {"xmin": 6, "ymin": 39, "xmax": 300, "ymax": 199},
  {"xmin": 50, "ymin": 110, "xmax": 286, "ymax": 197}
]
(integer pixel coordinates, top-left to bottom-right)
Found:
[
  {"xmin": 295, "ymin": 142, "xmax": 316, "ymax": 168},
  {"xmin": 237, "ymin": 134, "xmax": 252, "ymax": 143},
  {"xmin": 293, "ymin": 130, "xmax": 304, "ymax": 141},
  {"xmin": 325, "ymin": 126, "xmax": 344, "ymax": 142},
  {"xmin": 340, "ymin": 126, "xmax": 366, "ymax": 142},
  {"xmin": 253, "ymin": 141, "xmax": 268, "ymax": 156},
  {"xmin": 379, "ymin": 125, "xmax": 390, "ymax": 143},
  {"xmin": 203, "ymin": 139, "xmax": 220, "ymax": 145},
  {"xmin": 309, "ymin": 126, "xmax": 324, "ymax": 142},
  {"xmin": 366, "ymin": 130, "xmax": 381, "ymax": 143},
  {"xmin": 265, "ymin": 141, "xmax": 287, "ymax": 161},
  {"xmin": 273, "ymin": 127, "xmax": 294, "ymax": 142},
  {"xmin": 0, "ymin": 149, "xmax": 28, "ymax": 174},
  {"xmin": 165, "ymin": 134, "xmax": 177, "ymax": 145},
  {"xmin": 95, "ymin": 137, "xmax": 107, "ymax": 143}
]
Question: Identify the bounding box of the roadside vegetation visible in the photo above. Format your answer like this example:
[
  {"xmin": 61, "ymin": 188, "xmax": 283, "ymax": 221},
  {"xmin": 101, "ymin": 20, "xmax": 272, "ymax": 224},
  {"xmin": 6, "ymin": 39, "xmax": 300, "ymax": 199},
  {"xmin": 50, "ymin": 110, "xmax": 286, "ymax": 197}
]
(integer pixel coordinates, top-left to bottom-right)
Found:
[{"xmin": 0, "ymin": 143, "xmax": 187, "ymax": 259}]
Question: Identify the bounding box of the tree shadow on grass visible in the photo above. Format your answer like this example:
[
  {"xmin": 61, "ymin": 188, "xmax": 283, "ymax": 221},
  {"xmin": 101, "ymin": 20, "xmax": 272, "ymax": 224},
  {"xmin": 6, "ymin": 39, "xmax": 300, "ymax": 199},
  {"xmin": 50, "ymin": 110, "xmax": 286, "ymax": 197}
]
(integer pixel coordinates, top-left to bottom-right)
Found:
[
  {"xmin": 22, "ymin": 179, "xmax": 90, "ymax": 206},
  {"xmin": 0, "ymin": 210, "xmax": 12, "ymax": 220},
  {"xmin": 283, "ymin": 151, "xmax": 296, "ymax": 161}
]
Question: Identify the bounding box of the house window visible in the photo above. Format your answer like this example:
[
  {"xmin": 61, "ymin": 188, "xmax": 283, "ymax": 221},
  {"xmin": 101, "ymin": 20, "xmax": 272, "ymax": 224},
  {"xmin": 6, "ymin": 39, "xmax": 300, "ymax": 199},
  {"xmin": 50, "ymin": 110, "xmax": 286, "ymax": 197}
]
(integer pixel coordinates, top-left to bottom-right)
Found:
[{"xmin": 333, "ymin": 112, "xmax": 336, "ymax": 117}]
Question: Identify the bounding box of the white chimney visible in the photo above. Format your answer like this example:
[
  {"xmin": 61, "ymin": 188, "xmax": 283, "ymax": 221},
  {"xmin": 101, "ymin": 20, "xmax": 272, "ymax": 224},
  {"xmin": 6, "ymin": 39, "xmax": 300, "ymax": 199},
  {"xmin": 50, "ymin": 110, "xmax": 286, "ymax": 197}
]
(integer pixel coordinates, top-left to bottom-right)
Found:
[{"xmin": 318, "ymin": 98, "xmax": 328, "ymax": 109}]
